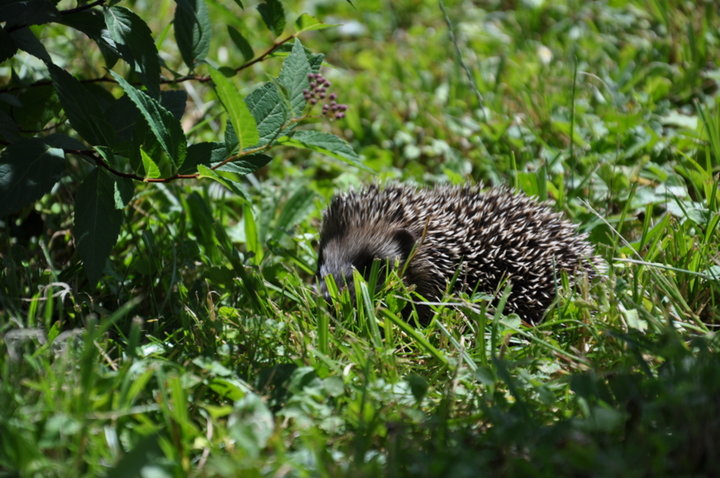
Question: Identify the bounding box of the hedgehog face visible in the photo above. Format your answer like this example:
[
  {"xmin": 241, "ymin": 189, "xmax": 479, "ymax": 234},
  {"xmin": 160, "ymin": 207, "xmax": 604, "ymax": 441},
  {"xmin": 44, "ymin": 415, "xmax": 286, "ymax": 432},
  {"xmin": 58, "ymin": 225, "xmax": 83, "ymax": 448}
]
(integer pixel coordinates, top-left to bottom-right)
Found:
[{"xmin": 317, "ymin": 226, "xmax": 416, "ymax": 301}]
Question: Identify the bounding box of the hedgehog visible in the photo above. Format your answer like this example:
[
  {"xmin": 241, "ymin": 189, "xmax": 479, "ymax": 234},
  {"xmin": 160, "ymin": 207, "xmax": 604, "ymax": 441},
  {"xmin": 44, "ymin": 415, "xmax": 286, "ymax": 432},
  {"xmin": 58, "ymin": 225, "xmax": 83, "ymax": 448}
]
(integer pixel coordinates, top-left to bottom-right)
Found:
[{"xmin": 317, "ymin": 184, "xmax": 603, "ymax": 323}]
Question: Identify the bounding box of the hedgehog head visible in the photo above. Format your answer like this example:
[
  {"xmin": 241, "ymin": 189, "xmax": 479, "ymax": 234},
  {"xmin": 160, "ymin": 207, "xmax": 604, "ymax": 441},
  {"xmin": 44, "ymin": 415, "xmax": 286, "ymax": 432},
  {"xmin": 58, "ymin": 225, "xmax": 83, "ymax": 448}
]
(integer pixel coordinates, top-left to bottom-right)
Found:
[{"xmin": 317, "ymin": 222, "xmax": 416, "ymax": 300}]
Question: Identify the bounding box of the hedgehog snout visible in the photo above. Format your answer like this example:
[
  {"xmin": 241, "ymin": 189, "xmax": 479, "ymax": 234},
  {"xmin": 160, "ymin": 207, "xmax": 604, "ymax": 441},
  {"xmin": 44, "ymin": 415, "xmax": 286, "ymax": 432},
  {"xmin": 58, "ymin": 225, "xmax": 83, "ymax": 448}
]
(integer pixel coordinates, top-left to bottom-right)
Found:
[{"xmin": 316, "ymin": 228, "xmax": 417, "ymax": 305}]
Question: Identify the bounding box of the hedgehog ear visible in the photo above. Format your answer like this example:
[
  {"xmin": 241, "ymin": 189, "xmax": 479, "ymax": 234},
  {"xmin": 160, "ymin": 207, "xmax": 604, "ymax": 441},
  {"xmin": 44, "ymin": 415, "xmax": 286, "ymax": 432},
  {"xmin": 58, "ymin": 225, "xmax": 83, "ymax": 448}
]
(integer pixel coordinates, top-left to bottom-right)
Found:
[{"xmin": 393, "ymin": 228, "xmax": 416, "ymax": 261}]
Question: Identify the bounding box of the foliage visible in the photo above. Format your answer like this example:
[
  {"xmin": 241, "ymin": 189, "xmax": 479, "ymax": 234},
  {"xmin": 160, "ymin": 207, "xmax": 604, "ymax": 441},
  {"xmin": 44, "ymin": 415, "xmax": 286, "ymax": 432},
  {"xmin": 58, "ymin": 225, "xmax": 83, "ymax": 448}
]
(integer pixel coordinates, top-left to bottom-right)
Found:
[
  {"xmin": 1, "ymin": 0, "xmax": 720, "ymax": 476},
  {"xmin": 0, "ymin": 0, "xmax": 355, "ymax": 284}
]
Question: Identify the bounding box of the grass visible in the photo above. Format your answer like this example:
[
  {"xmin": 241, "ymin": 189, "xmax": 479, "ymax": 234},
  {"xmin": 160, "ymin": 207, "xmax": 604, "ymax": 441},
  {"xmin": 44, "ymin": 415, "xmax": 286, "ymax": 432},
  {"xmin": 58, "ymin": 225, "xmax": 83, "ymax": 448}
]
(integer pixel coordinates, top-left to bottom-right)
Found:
[{"xmin": 2, "ymin": 0, "xmax": 720, "ymax": 476}]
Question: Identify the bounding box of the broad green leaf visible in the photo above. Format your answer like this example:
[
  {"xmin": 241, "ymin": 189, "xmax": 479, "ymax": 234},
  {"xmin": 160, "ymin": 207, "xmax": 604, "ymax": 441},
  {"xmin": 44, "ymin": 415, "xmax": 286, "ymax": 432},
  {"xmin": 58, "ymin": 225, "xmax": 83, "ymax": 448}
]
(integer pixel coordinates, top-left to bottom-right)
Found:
[
  {"xmin": 113, "ymin": 177, "xmax": 134, "ymax": 209},
  {"xmin": 180, "ymin": 141, "xmax": 225, "ymax": 174},
  {"xmin": 11, "ymin": 27, "xmax": 50, "ymax": 62},
  {"xmin": 0, "ymin": 27, "xmax": 17, "ymax": 62},
  {"xmin": 0, "ymin": 138, "xmax": 65, "ymax": 216},
  {"xmin": 227, "ymin": 26, "xmax": 254, "ymax": 62},
  {"xmin": 256, "ymin": 0, "xmax": 285, "ymax": 36},
  {"xmin": 208, "ymin": 67, "xmax": 259, "ymax": 152},
  {"xmin": 140, "ymin": 148, "xmax": 161, "ymax": 179},
  {"xmin": 110, "ymin": 70, "xmax": 188, "ymax": 170},
  {"xmin": 279, "ymin": 39, "xmax": 311, "ymax": 116},
  {"xmin": 280, "ymin": 130, "xmax": 366, "ymax": 170},
  {"xmin": 196, "ymin": 164, "xmax": 248, "ymax": 200},
  {"xmin": 294, "ymin": 13, "xmax": 335, "ymax": 33},
  {"xmin": 161, "ymin": 90, "xmax": 188, "ymax": 120},
  {"xmin": 74, "ymin": 168, "xmax": 124, "ymax": 285},
  {"xmin": 104, "ymin": 6, "xmax": 160, "ymax": 97},
  {"xmin": 48, "ymin": 64, "xmax": 116, "ymax": 146},
  {"xmin": 216, "ymin": 154, "xmax": 272, "ymax": 175},
  {"xmin": 174, "ymin": 0, "xmax": 211, "ymax": 70},
  {"xmin": 58, "ymin": 9, "xmax": 120, "ymax": 67},
  {"xmin": 244, "ymin": 82, "xmax": 288, "ymax": 145}
]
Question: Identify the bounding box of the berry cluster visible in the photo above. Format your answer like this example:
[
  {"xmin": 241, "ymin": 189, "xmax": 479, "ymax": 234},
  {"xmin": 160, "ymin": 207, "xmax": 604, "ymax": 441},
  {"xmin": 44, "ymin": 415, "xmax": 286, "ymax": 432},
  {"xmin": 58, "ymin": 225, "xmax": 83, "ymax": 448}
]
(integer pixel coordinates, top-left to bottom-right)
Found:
[{"xmin": 303, "ymin": 73, "xmax": 348, "ymax": 120}]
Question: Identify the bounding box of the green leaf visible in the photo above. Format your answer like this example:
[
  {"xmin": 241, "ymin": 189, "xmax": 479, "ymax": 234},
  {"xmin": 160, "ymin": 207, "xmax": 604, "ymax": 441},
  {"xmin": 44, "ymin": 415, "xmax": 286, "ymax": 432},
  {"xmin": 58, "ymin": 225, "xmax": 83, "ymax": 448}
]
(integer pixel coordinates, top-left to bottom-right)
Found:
[
  {"xmin": 257, "ymin": 0, "xmax": 285, "ymax": 36},
  {"xmin": 104, "ymin": 6, "xmax": 161, "ymax": 98},
  {"xmin": 140, "ymin": 148, "xmax": 161, "ymax": 179},
  {"xmin": 244, "ymin": 82, "xmax": 288, "ymax": 145},
  {"xmin": 279, "ymin": 39, "xmax": 311, "ymax": 116},
  {"xmin": 0, "ymin": 27, "xmax": 17, "ymax": 62},
  {"xmin": 58, "ymin": 9, "xmax": 120, "ymax": 67},
  {"xmin": 294, "ymin": 13, "xmax": 335, "ymax": 33},
  {"xmin": 180, "ymin": 141, "xmax": 225, "ymax": 174},
  {"xmin": 0, "ymin": 138, "xmax": 65, "ymax": 217},
  {"xmin": 280, "ymin": 130, "xmax": 366, "ymax": 169},
  {"xmin": 196, "ymin": 164, "xmax": 248, "ymax": 200},
  {"xmin": 208, "ymin": 67, "xmax": 259, "ymax": 152},
  {"xmin": 174, "ymin": 0, "xmax": 211, "ymax": 70},
  {"xmin": 227, "ymin": 26, "xmax": 254, "ymax": 62},
  {"xmin": 48, "ymin": 64, "xmax": 116, "ymax": 146},
  {"xmin": 0, "ymin": 0, "xmax": 58, "ymax": 26},
  {"xmin": 74, "ymin": 168, "xmax": 124, "ymax": 285},
  {"xmin": 110, "ymin": 70, "xmax": 188, "ymax": 170},
  {"xmin": 113, "ymin": 177, "xmax": 134, "ymax": 209},
  {"xmin": 10, "ymin": 27, "xmax": 50, "ymax": 62},
  {"xmin": 216, "ymin": 154, "xmax": 272, "ymax": 175}
]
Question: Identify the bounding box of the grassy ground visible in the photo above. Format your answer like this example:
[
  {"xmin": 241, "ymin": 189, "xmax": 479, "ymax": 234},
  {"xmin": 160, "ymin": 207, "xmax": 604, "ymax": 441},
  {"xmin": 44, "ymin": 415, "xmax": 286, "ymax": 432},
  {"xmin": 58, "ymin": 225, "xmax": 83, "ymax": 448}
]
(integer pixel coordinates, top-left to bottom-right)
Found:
[{"xmin": 2, "ymin": 0, "xmax": 720, "ymax": 476}]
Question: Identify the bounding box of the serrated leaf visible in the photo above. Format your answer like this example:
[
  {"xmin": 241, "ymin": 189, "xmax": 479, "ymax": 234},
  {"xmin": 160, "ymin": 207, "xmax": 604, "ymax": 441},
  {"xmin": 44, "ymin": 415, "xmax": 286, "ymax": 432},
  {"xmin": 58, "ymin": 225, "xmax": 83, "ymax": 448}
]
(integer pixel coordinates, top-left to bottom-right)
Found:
[
  {"xmin": 74, "ymin": 168, "xmax": 124, "ymax": 285},
  {"xmin": 279, "ymin": 39, "xmax": 311, "ymax": 116},
  {"xmin": 227, "ymin": 26, "xmax": 254, "ymax": 62},
  {"xmin": 208, "ymin": 67, "xmax": 259, "ymax": 152},
  {"xmin": 244, "ymin": 82, "xmax": 288, "ymax": 145},
  {"xmin": 257, "ymin": 0, "xmax": 285, "ymax": 36},
  {"xmin": 110, "ymin": 70, "xmax": 187, "ymax": 170},
  {"xmin": 216, "ymin": 154, "xmax": 272, "ymax": 175},
  {"xmin": 48, "ymin": 64, "xmax": 116, "ymax": 146},
  {"xmin": 180, "ymin": 141, "xmax": 225, "ymax": 174},
  {"xmin": 140, "ymin": 148, "xmax": 161, "ymax": 179},
  {"xmin": 58, "ymin": 9, "xmax": 120, "ymax": 67},
  {"xmin": 174, "ymin": 0, "xmax": 211, "ymax": 70},
  {"xmin": 294, "ymin": 13, "xmax": 335, "ymax": 33},
  {"xmin": 104, "ymin": 6, "xmax": 160, "ymax": 98},
  {"xmin": 0, "ymin": 138, "xmax": 65, "ymax": 216},
  {"xmin": 161, "ymin": 90, "xmax": 188, "ymax": 120},
  {"xmin": 280, "ymin": 130, "xmax": 366, "ymax": 169},
  {"xmin": 113, "ymin": 177, "xmax": 134, "ymax": 209}
]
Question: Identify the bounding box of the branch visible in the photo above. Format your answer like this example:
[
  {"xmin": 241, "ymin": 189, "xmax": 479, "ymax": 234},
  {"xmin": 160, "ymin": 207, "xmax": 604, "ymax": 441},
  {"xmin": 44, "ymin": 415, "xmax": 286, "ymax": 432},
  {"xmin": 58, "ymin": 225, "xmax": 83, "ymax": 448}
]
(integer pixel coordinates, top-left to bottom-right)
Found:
[
  {"xmin": 0, "ymin": 34, "xmax": 298, "ymax": 93},
  {"xmin": 7, "ymin": 0, "xmax": 107, "ymax": 33}
]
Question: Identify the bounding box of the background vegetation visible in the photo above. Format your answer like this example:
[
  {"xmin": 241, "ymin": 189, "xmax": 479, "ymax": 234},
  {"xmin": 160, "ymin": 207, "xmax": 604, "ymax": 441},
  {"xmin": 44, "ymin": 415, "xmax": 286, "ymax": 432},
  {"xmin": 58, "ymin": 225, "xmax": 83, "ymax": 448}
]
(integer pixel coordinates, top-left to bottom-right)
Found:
[{"xmin": 1, "ymin": 0, "xmax": 719, "ymax": 476}]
